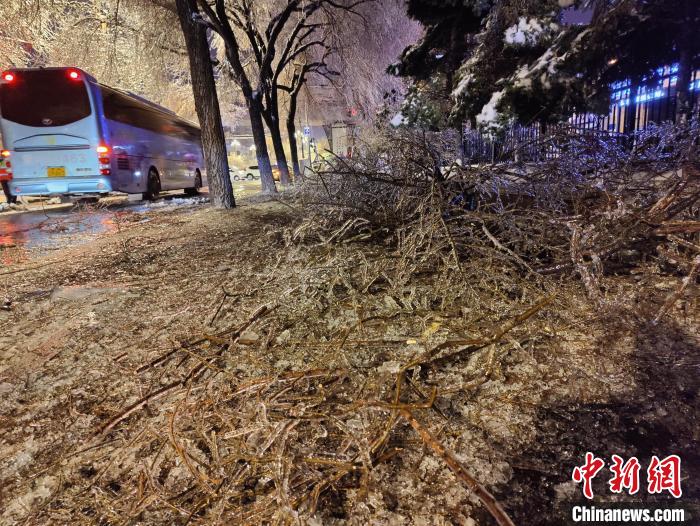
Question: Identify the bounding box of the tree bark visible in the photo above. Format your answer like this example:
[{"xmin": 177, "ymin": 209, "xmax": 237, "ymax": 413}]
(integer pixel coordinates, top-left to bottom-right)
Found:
[
  {"xmin": 248, "ymin": 95, "xmax": 277, "ymax": 194},
  {"xmin": 262, "ymin": 81, "xmax": 291, "ymax": 185},
  {"xmin": 175, "ymin": 0, "xmax": 235, "ymax": 208},
  {"xmin": 286, "ymin": 74, "xmax": 307, "ymax": 181},
  {"xmin": 263, "ymin": 109, "xmax": 291, "ymax": 185},
  {"xmin": 287, "ymin": 115, "xmax": 301, "ymax": 180}
]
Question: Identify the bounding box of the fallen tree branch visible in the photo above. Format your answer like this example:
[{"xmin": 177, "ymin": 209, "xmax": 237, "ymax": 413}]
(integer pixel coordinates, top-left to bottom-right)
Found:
[
  {"xmin": 400, "ymin": 409, "xmax": 516, "ymax": 526},
  {"xmin": 100, "ymin": 303, "xmax": 274, "ymax": 436},
  {"xmin": 653, "ymin": 254, "xmax": 700, "ymax": 324}
]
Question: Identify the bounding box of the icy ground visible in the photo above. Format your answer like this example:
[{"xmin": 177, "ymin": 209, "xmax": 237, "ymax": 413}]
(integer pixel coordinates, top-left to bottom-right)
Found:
[{"xmin": 0, "ymin": 200, "xmax": 697, "ymax": 524}]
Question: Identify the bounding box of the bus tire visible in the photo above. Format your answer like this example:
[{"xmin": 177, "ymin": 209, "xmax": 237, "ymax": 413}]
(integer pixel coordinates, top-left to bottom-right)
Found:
[
  {"xmin": 246, "ymin": 173, "xmax": 254, "ymax": 180},
  {"xmin": 185, "ymin": 170, "xmax": 202, "ymax": 196},
  {"xmin": 143, "ymin": 168, "xmax": 160, "ymax": 201}
]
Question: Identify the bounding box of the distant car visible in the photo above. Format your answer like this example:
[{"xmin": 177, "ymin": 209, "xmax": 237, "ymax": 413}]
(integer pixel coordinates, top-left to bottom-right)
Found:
[{"xmin": 231, "ymin": 166, "xmax": 259, "ymax": 181}]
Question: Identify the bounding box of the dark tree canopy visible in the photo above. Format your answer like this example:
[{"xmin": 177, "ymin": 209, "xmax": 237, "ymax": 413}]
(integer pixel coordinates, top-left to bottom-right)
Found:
[
  {"xmin": 396, "ymin": 0, "xmax": 700, "ymax": 131},
  {"xmin": 395, "ymin": 0, "xmax": 489, "ymax": 83}
]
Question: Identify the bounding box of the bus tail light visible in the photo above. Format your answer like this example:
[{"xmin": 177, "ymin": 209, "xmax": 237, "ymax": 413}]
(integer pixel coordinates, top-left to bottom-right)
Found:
[
  {"xmin": 0, "ymin": 154, "xmax": 10, "ymax": 180},
  {"xmin": 67, "ymin": 69, "xmax": 81, "ymax": 81},
  {"xmin": 2, "ymin": 72, "xmax": 14, "ymax": 83},
  {"xmin": 1, "ymin": 150, "xmax": 10, "ymax": 158},
  {"xmin": 96, "ymin": 144, "xmax": 111, "ymax": 175}
]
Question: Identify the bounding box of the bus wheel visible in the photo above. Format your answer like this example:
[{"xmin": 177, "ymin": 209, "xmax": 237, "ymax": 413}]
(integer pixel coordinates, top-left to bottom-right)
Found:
[
  {"xmin": 185, "ymin": 170, "xmax": 202, "ymax": 196},
  {"xmin": 143, "ymin": 169, "xmax": 160, "ymax": 201}
]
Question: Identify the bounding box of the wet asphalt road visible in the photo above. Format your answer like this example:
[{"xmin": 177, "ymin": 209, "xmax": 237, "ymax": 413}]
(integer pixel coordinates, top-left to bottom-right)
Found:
[{"xmin": 0, "ymin": 180, "xmax": 261, "ymax": 251}]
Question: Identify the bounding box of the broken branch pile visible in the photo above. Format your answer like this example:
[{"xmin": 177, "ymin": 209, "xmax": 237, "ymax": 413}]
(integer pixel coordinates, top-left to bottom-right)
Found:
[{"xmin": 26, "ymin": 121, "xmax": 698, "ymax": 525}]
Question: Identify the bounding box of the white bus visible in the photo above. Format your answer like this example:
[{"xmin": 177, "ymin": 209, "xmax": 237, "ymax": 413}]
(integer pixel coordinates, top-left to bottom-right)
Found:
[{"xmin": 0, "ymin": 67, "xmax": 204, "ymax": 200}]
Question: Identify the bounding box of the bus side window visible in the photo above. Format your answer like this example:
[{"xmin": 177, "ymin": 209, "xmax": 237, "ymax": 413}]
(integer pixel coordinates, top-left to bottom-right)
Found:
[
  {"xmin": 103, "ymin": 87, "xmax": 143, "ymax": 127},
  {"xmin": 102, "ymin": 85, "xmax": 200, "ymax": 142},
  {"xmin": 139, "ymin": 108, "xmax": 181, "ymax": 136},
  {"xmin": 103, "ymin": 86, "xmax": 168, "ymax": 134}
]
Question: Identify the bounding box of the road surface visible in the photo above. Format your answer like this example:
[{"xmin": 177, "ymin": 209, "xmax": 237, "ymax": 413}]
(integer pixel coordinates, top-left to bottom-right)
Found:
[{"xmin": 0, "ymin": 180, "xmax": 261, "ymax": 251}]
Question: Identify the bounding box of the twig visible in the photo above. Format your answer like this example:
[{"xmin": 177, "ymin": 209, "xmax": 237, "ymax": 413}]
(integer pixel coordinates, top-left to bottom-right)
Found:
[
  {"xmin": 482, "ymin": 223, "xmax": 534, "ymax": 272},
  {"xmin": 400, "ymin": 409, "xmax": 516, "ymax": 526},
  {"xmin": 137, "ymin": 302, "xmax": 275, "ymax": 373},
  {"xmin": 100, "ymin": 303, "xmax": 274, "ymax": 436},
  {"xmin": 653, "ymin": 254, "xmax": 700, "ymax": 324},
  {"xmin": 209, "ymin": 286, "xmax": 238, "ymax": 326},
  {"xmin": 98, "ymin": 381, "xmax": 181, "ymax": 437}
]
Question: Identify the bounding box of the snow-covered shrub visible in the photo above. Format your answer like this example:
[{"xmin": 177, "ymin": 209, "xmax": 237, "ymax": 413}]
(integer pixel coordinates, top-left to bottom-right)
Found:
[{"xmin": 504, "ymin": 17, "xmax": 559, "ymax": 47}]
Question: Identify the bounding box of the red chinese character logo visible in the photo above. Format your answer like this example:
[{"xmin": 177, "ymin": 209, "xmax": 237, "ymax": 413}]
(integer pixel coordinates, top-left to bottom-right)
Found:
[
  {"xmin": 647, "ymin": 455, "xmax": 682, "ymax": 498},
  {"xmin": 573, "ymin": 452, "xmax": 605, "ymax": 499},
  {"xmin": 608, "ymin": 455, "xmax": 641, "ymax": 495}
]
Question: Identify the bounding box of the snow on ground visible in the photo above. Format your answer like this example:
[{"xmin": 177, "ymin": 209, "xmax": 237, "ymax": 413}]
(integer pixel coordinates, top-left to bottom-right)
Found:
[{"xmin": 137, "ymin": 195, "xmax": 209, "ymax": 209}]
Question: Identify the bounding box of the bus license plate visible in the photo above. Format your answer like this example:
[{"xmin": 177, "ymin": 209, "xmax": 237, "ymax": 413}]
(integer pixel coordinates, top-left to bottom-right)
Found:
[{"xmin": 47, "ymin": 167, "xmax": 66, "ymax": 178}]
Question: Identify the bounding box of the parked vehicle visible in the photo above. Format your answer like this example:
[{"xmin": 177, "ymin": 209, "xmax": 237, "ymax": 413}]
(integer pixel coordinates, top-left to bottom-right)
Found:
[
  {"xmin": 231, "ymin": 165, "xmax": 259, "ymax": 181},
  {"xmin": 0, "ymin": 67, "xmax": 204, "ymax": 200}
]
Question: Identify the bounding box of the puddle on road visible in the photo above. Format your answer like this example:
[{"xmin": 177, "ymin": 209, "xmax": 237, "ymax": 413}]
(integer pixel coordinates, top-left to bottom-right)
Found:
[
  {"xmin": 0, "ymin": 185, "xmax": 256, "ymax": 264},
  {"xmin": 0, "ymin": 208, "xmax": 131, "ymax": 266}
]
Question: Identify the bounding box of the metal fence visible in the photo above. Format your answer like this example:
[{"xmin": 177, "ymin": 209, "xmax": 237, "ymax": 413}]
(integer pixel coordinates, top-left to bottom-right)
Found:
[
  {"xmin": 463, "ymin": 63, "xmax": 700, "ymax": 164},
  {"xmin": 463, "ymin": 123, "xmax": 633, "ymax": 164}
]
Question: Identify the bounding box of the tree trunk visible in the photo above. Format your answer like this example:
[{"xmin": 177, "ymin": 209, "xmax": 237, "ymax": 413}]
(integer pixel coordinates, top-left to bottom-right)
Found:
[
  {"xmin": 286, "ymin": 85, "xmax": 302, "ymax": 180},
  {"xmin": 175, "ymin": 0, "xmax": 235, "ymax": 208},
  {"xmin": 271, "ymin": 124, "xmax": 291, "ymax": 185},
  {"xmin": 263, "ymin": 109, "xmax": 291, "ymax": 185},
  {"xmin": 287, "ymin": 118, "xmax": 301, "ymax": 180},
  {"xmin": 248, "ymin": 95, "xmax": 277, "ymax": 193},
  {"xmin": 262, "ymin": 87, "xmax": 291, "ymax": 185}
]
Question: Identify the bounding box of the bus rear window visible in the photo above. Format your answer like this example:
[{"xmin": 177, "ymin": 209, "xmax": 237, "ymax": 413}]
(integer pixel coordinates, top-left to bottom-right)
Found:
[{"xmin": 0, "ymin": 69, "xmax": 92, "ymax": 126}]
